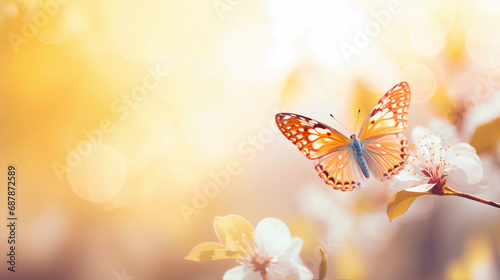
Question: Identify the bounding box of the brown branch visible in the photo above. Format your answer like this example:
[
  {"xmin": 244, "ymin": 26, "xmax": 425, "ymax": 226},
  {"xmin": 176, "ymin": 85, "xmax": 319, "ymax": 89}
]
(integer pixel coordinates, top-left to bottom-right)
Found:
[{"xmin": 442, "ymin": 186, "xmax": 500, "ymax": 209}]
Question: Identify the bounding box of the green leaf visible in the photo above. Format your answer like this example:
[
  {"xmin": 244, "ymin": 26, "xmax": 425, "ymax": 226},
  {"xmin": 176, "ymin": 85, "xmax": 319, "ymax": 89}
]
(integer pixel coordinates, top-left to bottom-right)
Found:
[
  {"xmin": 387, "ymin": 190, "xmax": 429, "ymax": 222},
  {"xmin": 318, "ymin": 247, "xmax": 328, "ymax": 280},
  {"xmin": 184, "ymin": 242, "xmax": 238, "ymax": 261}
]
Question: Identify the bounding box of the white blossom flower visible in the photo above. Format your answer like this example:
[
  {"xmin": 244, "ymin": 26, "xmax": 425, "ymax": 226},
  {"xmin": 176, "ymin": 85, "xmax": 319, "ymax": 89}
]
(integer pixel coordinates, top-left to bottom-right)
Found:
[
  {"xmin": 185, "ymin": 215, "xmax": 313, "ymax": 280},
  {"xmin": 223, "ymin": 217, "xmax": 313, "ymax": 280},
  {"xmin": 391, "ymin": 124, "xmax": 488, "ymax": 194}
]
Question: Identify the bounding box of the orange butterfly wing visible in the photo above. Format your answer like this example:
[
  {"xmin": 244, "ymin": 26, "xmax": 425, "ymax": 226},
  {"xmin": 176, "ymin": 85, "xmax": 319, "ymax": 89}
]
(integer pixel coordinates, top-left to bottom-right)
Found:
[
  {"xmin": 362, "ymin": 133, "xmax": 409, "ymax": 181},
  {"xmin": 275, "ymin": 113, "xmax": 349, "ymax": 159},
  {"xmin": 314, "ymin": 149, "xmax": 365, "ymax": 191},
  {"xmin": 358, "ymin": 81, "xmax": 411, "ymax": 180},
  {"xmin": 275, "ymin": 113, "xmax": 363, "ymax": 191},
  {"xmin": 358, "ymin": 82, "xmax": 411, "ymax": 141}
]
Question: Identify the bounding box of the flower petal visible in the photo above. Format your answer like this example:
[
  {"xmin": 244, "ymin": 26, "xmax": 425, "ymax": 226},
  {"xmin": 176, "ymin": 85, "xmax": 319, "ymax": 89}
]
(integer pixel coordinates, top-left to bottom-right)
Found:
[
  {"xmin": 406, "ymin": 183, "xmax": 435, "ymax": 193},
  {"xmin": 254, "ymin": 217, "xmax": 291, "ymax": 257},
  {"xmin": 292, "ymin": 263, "xmax": 314, "ymax": 280},
  {"xmin": 427, "ymin": 118, "xmax": 460, "ymax": 145},
  {"xmin": 267, "ymin": 259, "xmax": 314, "ymax": 280},
  {"xmin": 447, "ymin": 163, "xmax": 489, "ymax": 194},
  {"xmin": 266, "ymin": 238, "xmax": 313, "ymax": 280},
  {"xmin": 267, "ymin": 263, "xmax": 314, "ymax": 280},
  {"xmin": 411, "ymin": 126, "xmax": 432, "ymax": 144},
  {"xmin": 448, "ymin": 143, "xmax": 481, "ymax": 164},
  {"xmin": 391, "ymin": 168, "xmax": 426, "ymax": 191},
  {"xmin": 185, "ymin": 242, "xmax": 238, "ymax": 261},
  {"xmin": 395, "ymin": 169, "xmax": 417, "ymax": 181},
  {"xmin": 223, "ymin": 266, "xmax": 261, "ymax": 280},
  {"xmin": 276, "ymin": 237, "xmax": 303, "ymax": 262},
  {"xmin": 214, "ymin": 215, "xmax": 254, "ymax": 252},
  {"xmin": 449, "ymin": 154, "xmax": 483, "ymax": 185}
]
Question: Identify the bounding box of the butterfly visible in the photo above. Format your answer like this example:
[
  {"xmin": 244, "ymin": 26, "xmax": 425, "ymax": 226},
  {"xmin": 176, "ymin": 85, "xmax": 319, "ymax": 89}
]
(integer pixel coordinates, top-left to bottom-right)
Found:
[{"xmin": 275, "ymin": 82, "xmax": 411, "ymax": 191}]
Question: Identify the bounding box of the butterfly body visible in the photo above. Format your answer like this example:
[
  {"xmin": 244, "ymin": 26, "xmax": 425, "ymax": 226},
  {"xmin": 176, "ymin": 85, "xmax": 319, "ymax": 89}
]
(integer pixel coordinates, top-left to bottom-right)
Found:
[
  {"xmin": 349, "ymin": 134, "xmax": 370, "ymax": 179},
  {"xmin": 275, "ymin": 82, "xmax": 411, "ymax": 191}
]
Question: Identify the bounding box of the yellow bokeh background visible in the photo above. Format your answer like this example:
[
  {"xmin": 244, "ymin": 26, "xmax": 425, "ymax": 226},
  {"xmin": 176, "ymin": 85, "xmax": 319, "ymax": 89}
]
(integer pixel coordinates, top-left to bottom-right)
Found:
[{"xmin": 1, "ymin": 0, "xmax": 500, "ymax": 279}]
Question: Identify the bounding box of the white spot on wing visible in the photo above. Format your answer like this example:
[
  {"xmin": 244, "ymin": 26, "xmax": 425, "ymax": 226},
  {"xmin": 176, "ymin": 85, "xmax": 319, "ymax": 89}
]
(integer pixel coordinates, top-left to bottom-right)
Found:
[
  {"xmin": 386, "ymin": 119, "xmax": 396, "ymax": 127},
  {"xmin": 308, "ymin": 134, "xmax": 319, "ymax": 141},
  {"xmin": 312, "ymin": 142, "xmax": 322, "ymax": 150},
  {"xmin": 316, "ymin": 128, "xmax": 330, "ymax": 134},
  {"xmin": 371, "ymin": 111, "xmax": 382, "ymax": 122}
]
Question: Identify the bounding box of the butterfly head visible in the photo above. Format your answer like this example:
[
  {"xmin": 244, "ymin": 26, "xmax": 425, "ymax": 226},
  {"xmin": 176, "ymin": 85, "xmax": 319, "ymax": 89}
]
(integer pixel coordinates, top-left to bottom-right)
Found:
[{"xmin": 349, "ymin": 134, "xmax": 357, "ymax": 140}]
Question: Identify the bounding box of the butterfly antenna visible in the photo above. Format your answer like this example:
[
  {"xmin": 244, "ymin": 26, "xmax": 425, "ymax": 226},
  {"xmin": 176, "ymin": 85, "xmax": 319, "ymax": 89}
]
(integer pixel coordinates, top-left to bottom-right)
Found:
[
  {"xmin": 330, "ymin": 114, "xmax": 351, "ymax": 135},
  {"xmin": 353, "ymin": 109, "xmax": 361, "ymax": 134}
]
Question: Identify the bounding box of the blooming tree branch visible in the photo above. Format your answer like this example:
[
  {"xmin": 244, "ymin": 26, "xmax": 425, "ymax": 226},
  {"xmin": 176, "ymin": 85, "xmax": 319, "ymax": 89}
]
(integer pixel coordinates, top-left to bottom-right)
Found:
[{"xmin": 388, "ymin": 123, "xmax": 500, "ymax": 221}]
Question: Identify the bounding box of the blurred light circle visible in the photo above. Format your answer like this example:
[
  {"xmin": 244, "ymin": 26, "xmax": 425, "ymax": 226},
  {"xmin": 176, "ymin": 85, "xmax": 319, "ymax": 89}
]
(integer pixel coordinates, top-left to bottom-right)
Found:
[
  {"xmin": 155, "ymin": 72, "xmax": 194, "ymax": 107},
  {"xmin": 447, "ymin": 71, "xmax": 476, "ymax": 101},
  {"xmin": 224, "ymin": 23, "xmax": 291, "ymax": 86},
  {"xmin": 3, "ymin": 3, "xmax": 18, "ymax": 19},
  {"xmin": 399, "ymin": 64, "xmax": 437, "ymax": 103},
  {"xmin": 26, "ymin": 0, "xmax": 73, "ymax": 45},
  {"xmin": 86, "ymin": 1, "xmax": 131, "ymax": 52},
  {"xmin": 360, "ymin": 54, "xmax": 401, "ymax": 93},
  {"xmin": 460, "ymin": 0, "xmax": 500, "ymax": 44},
  {"xmin": 64, "ymin": 4, "xmax": 87, "ymax": 33},
  {"xmin": 381, "ymin": 23, "xmax": 413, "ymax": 54},
  {"xmin": 429, "ymin": 0, "xmax": 457, "ymax": 34},
  {"xmin": 55, "ymin": 35, "xmax": 91, "ymax": 58},
  {"xmin": 410, "ymin": 18, "xmax": 446, "ymax": 57},
  {"xmin": 118, "ymin": 21, "xmax": 150, "ymax": 63},
  {"xmin": 465, "ymin": 34, "xmax": 500, "ymax": 67},
  {"xmin": 67, "ymin": 144, "xmax": 126, "ymax": 203}
]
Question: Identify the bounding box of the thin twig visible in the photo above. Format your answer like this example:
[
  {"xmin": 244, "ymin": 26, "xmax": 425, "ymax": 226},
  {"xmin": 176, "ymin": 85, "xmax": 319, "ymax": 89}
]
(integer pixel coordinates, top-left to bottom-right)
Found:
[
  {"xmin": 447, "ymin": 191, "xmax": 500, "ymax": 208},
  {"xmin": 442, "ymin": 186, "xmax": 500, "ymax": 209}
]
